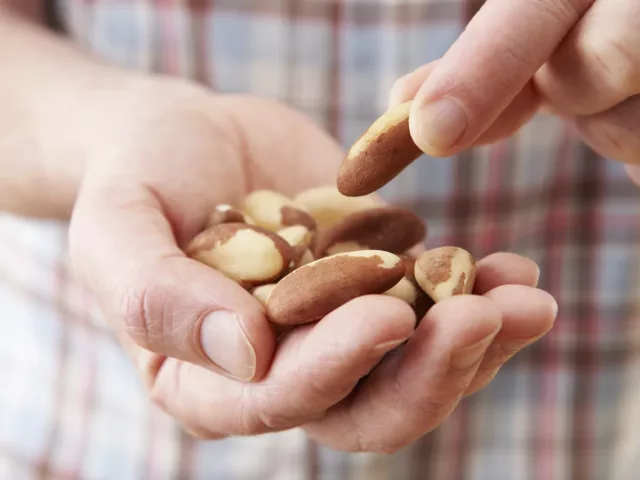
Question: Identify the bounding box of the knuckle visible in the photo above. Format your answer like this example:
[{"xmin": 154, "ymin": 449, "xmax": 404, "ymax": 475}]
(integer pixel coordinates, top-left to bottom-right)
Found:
[
  {"xmin": 255, "ymin": 410, "xmax": 298, "ymax": 431},
  {"xmin": 390, "ymin": 376, "xmax": 453, "ymax": 426},
  {"xmin": 117, "ymin": 275, "xmax": 170, "ymax": 351},
  {"xmin": 587, "ymin": 35, "xmax": 640, "ymax": 97},
  {"xmin": 530, "ymin": 0, "xmax": 585, "ymax": 22},
  {"xmin": 246, "ymin": 387, "xmax": 302, "ymax": 434}
]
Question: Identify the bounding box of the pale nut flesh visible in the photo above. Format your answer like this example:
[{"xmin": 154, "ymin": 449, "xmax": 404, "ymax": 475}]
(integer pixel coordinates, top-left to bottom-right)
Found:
[
  {"xmin": 243, "ymin": 189, "xmax": 316, "ymax": 232},
  {"xmin": 293, "ymin": 185, "xmax": 380, "ymax": 229},
  {"xmin": 313, "ymin": 206, "xmax": 426, "ymax": 258},
  {"xmin": 205, "ymin": 204, "xmax": 248, "ymax": 228},
  {"xmin": 414, "ymin": 246, "xmax": 476, "ymax": 302},
  {"xmin": 277, "ymin": 225, "xmax": 316, "ymax": 270},
  {"xmin": 186, "ymin": 223, "xmax": 293, "ymax": 288},
  {"xmin": 251, "ymin": 284, "xmax": 277, "ymax": 307},
  {"xmin": 296, "ymin": 249, "xmax": 314, "ymax": 267},
  {"xmin": 265, "ymin": 250, "xmax": 405, "ymax": 326},
  {"xmin": 384, "ymin": 276, "xmax": 434, "ymax": 320},
  {"xmin": 336, "ymin": 100, "xmax": 424, "ymax": 197}
]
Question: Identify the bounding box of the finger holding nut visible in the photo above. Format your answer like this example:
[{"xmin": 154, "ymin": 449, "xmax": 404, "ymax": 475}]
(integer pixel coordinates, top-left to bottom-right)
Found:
[
  {"xmin": 336, "ymin": 100, "xmax": 424, "ymax": 197},
  {"xmin": 243, "ymin": 189, "xmax": 317, "ymax": 232},
  {"xmin": 414, "ymin": 246, "xmax": 476, "ymax": 302},
  {"xmin": 186, "ymin": 223, "xmax": 294, "ymax": 289}
]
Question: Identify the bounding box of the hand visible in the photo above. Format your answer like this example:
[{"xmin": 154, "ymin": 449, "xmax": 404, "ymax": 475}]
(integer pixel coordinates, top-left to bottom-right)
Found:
[
  {"xmin": 389, "ymin": 0, "xmax": 640, "ymax": 182},
  {"xmin": 67, "ymin": 77, "xmax": 557, "ymax": 452}
]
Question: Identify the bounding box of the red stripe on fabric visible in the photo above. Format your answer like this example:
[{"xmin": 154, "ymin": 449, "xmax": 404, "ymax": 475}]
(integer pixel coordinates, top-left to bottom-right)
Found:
[
  {"xmin": 189, "ymin": 2, "xmax": 210, "ymax": 86},
  {"xmin": 572, "ymin": 147, "xmax": 603, "ymax": 480},
  {"xmin": 144, "ymin": 405, "xmax": 159, "ymax": 479},
  {"xmin": 68, "ymin": 286, "xmax": 97, "ymax": 479},
  {"xmin": 34, "ymin": 257, "xmax": 70, "ymax": 479},
  {"xmin": 481, "ymin": 138, "xmax": 508, "ymax": 253},
  {"xmin": 536, "ymin": 125, "xmax": 573, "ymax": 480},
  {"xmin": 157, "ymin": 0, "xmax": 178, "ymax": 74},
  {"xmin": 306, "ymin": 438, "xmax": 318, "ymax": 480},
  {"xmin": 327, "ymin": 0, "xmax": 342, "ymax": 141},
  {"xmin": 178, "ymin": 429, "xmax": 196, "ymax": 480}
]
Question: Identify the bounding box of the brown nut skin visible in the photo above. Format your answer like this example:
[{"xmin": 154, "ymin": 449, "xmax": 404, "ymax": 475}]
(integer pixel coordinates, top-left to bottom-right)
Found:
[
  {"xmin": 277, "ymin": 225, "xmax": 313, "ymax": 260},
  {"xmin": 337, "ymin": 101, "xmax": 424, "ymax": 197},
  {"xmin": 384, "ymin": 276, "xmax": 434, "ymax": 321},
  {"xmin": 186, "ymin": 223, "xmax": 294, "ymax": 288},
  {"xmin": 265, "ymin": 250, "xmax": 405, "ymax": 326},
  {"xmin": 313, "ymin": 206, "xmax": 426, "ymax": 258},
  {"xmin": 293, "ymin": 185, "xmax": 380, "ymax": 229},
  {"xmin": 414, "ymin": 246, "xmax": 476, "ymax": 302},
  {"xmin": 243, "ymin": 190, "xmax": 317, "ymax": 232},
  {"xmin": 399, "ymin": 254, "xmax": 417, "ymax": 281},
  {"xmin": 204, "ymin": 204, "xmax": 247, "ymax": 228}
]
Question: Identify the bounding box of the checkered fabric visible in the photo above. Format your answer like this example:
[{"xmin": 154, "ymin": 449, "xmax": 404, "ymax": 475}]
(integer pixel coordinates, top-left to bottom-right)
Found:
[{"xmin": 2, "ymin": 1, "xmax": 640, "ymax": 479}]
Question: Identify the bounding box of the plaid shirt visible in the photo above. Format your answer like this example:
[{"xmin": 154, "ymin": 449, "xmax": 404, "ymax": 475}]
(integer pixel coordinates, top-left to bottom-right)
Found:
[{"xmin": 2, "ymin": 1, "xmax": 640, "ymax": 479}]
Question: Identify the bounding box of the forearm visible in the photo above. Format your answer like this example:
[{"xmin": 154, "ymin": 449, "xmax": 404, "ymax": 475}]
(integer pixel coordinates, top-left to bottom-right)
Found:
[{"xmin": 0, "ymin": 5, "xmax": 134, "ymax": 219}]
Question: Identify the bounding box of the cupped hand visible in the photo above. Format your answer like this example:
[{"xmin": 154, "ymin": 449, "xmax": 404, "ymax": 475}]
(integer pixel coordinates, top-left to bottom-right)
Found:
[
  {"xmin": 389, "ymin": 0, "xmax": 640, "ymax": 181},
  {"xmin": 67, "ymin": 77, "xmax": 557, "ymax": 451}
]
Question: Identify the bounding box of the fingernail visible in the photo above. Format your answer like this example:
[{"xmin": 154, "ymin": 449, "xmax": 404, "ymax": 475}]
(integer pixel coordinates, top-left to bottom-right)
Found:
[
  {"xmin": 200, "ymin": 310, "xmax": 256, "ymax": 381},
  {"xmin": 415, "ymin": 97, "xmax": 468, "ymax": 152},
  {"xmin": 451, "ymin": 335, "xmax": 495, "ymax": 370}
]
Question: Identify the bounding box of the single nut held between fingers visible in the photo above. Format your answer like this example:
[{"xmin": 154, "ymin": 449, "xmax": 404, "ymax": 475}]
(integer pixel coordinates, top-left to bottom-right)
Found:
[
  {"xmin": 205, "ymin": 204, "xmax": 248, "ymax": 228},
  {"xmin": 414, "ymin": 246, "xmax": 476, "ymax": 302},
  {"xmin": 186, "ymin": 223, "xmax": 293, "ymax": 288},
  {"xmin": 243, "ymin": 189, "xmax": 317, "ymax": 232},
  {"xmin": 293, "ymin": 185, "xmax": 380, "ymax": 229},
  {"xmin": 266, "ymin": 250, "xmax": 405, "ymax": 326},
  {"xmin": 337, "ymin": 100, "xmax": 424, "ymax": 197},
  {"xmin": 313, "ymin": 206, "xmax": 426, "ymax": 258}
]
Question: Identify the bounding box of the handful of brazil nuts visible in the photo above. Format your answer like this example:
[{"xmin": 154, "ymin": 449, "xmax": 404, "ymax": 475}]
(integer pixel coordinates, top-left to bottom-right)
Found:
[{"xmin": 185, "ymin": 186, "xmax": 477, "ymax": 328}]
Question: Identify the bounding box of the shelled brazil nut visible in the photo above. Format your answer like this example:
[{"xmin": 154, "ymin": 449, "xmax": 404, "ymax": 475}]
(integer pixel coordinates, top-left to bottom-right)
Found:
[
  {"xmin": 186, "ymin": 223, "xmax": 294, "ymax": 289},
  {"xmin": 336, "ymin": 100, "xmax": 424, "ymax": 197},
  {"xmin": 414, "ymin": 246, "xmax": 476, "ymax": 302},
  {"xmin": 265, "ymin": 250, "xmax": 406, "ymax": 326},
  {"xmin": 243, "ymin": 189, "xmax": 316, "ymax": 232}
]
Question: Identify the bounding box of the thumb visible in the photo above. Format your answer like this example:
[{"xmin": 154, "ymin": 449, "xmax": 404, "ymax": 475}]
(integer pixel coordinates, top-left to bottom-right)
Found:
[{"xmin": 69, "ymin": 182, "xmax": 275, "ymax": 382}]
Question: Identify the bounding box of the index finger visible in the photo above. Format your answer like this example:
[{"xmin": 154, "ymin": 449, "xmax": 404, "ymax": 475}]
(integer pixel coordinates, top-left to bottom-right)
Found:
[{"xmin": 409, "ymin": 0, "xmax": 593, "ymax": 156}]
